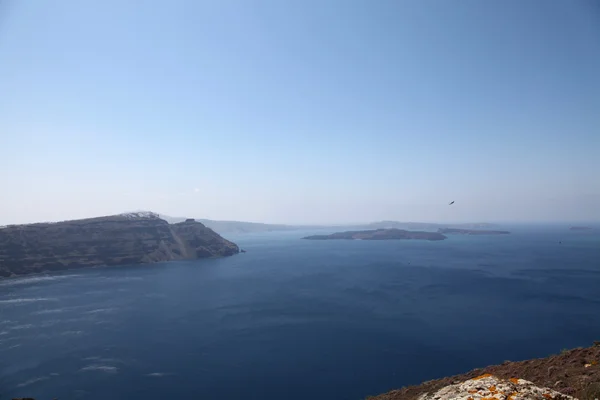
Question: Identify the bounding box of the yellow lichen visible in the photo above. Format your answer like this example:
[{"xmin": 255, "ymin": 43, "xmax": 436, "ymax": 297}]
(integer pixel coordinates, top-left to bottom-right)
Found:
[
  {"xmin": 468, "ymin": 390, "xmax": 478, "ymax": 394},
  {"xmin": 510, "ymin": 378, "xmax": 520, "ymax": 384},
  {"xmin": 543, "ymin": 394, "xmax": 552, "ymax": 399},
  {"xmin": 473, "ymin": 373, "xmax": 493, "ymax": 380}
]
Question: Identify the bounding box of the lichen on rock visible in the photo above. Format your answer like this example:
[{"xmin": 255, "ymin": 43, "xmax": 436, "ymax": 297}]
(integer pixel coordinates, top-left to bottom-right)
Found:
[{"xmin": 417, "ymin": 375, "xmax": 576, "ymax": 400}]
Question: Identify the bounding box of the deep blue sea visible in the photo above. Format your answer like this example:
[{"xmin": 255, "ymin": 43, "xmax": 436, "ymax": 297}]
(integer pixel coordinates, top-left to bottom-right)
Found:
[{"xmin": 1, "ymin": 225, "xmax": 600, "ymax": 400}]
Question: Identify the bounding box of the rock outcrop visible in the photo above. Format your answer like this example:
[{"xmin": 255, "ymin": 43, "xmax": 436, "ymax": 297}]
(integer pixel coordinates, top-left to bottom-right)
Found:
[
  {"xmin": 303, "ymin": 229, "xmax": 447, "ymax": 241},
  {"xmin": 0, "ymin": 212, "xmax": 239, "ymax": 278},
  {"xmin": 417, "ymin": 375, "xmax": 575, "ymax": 400},
  {"xmin": 369, "ymin": 344, "xmax": 600, "ymax": 400}
]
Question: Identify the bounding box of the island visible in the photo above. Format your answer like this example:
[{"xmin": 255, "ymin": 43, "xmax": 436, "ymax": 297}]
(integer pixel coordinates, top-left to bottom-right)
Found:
[
  {"xmin": 365, "ymin": 221, "xmax": 499, "ymax": 230},
  {"xmin": 302, "ymin": 229, "xmax": 447, "ymax": 241},
  {"xmin": 0, "ymin": 212, "xmax": 239, "ymax": 278},
  {"xmin": 570, "ymin": 226, "xmax": 593, "ymax": 231},
  {"xmin": 438, "ymin": 228, "xmax": 510, "ymax": 235},
  {"xmin": 160, "ymin": 214, "xmax": 310, "ymax": 234},
  {"xmin": 159, "ymin": 216, "xmax": 499, "ymax": 235}
]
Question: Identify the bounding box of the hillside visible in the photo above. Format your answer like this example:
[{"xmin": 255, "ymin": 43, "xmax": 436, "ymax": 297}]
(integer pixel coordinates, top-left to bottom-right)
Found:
[
  {"xmin": 0, "ymin": 212, "xmax": 239, "ymax": 278},
  {"xmin": 370, "ymin": 343, "xmax": 600, "ymax": 400}
]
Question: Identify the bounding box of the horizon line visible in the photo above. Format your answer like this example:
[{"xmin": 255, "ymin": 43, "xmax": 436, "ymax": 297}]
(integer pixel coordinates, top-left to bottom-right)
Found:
[{"xmin": 1, "ymin": 210, "xmax": 599, "ymax": 227}]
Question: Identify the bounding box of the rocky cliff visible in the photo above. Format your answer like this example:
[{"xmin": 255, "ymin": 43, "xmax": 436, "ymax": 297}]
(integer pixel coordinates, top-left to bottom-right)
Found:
[{"xmin": 0, "ymin": 212, "xmax": 239, "ymax": 278}]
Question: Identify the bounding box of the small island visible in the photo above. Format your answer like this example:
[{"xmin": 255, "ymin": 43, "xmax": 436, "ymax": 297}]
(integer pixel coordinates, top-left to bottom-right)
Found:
[
  {"xmin": 302, "ymin": 229, "xmax": 447, "ymax": 241},
  {"xmin": 570, "ymin": 226, "xmax": 593, "ymax": 231},
  {"xmin": 438, "ymin": 228, "xmax": 510, "ymax": 235}
]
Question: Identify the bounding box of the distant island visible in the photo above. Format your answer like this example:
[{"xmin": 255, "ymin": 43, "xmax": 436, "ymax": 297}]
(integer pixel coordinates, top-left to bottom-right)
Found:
[
  {"xmin": 364, "ymin": 221, "xmax": 499, "ymax": 230},
  {"xmin": 570, "ymin": 226, "xmax": 593, "ymax": 231},
  {"xmin": 0, "ymin": 212, "xmax": 239, "ymax": 278},
  {"xmin": 303, "ymin": 229, "xmax": 447, "ymax": 241},
  {"xmin": 159, "ymin": 214, "xmax": 317, "ymax": 234},
  {"xmin": 438, "ymin": 228, "xmax": 510, "ymax": 235},
  {"xmin": 158, "ymin": 214, "xmax": 500, "ymax": 235}
]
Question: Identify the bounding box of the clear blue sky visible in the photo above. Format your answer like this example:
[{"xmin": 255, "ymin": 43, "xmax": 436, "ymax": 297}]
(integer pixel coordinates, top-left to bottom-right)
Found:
[{"xmin": 1, "ymin": 0, "xmax": 599, "ymax": 225}]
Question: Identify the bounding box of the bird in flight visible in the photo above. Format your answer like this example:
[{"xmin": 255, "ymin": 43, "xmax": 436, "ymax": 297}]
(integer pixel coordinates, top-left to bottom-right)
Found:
[{"xmin": 449, "ymin": 201, "xmax": 455, "ymax": 205}]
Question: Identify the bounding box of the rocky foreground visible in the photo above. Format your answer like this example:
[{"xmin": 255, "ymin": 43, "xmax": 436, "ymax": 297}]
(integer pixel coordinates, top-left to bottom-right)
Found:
[
  {"xmin": 370, "ymin": 344, "xmax": 600, "ymax": 400},
  {"xmin": 0, "ymin": 212, "xmax": 239, "ymax": 278},
  {"xmin": 417, "ymin": 375, "xmax": 575, "ymax": 400}
]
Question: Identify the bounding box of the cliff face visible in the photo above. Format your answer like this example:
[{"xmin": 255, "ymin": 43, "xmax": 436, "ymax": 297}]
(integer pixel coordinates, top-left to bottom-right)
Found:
[{"xmin": 0, "ymin": 213, "xmax": 239, "ymax": 278}]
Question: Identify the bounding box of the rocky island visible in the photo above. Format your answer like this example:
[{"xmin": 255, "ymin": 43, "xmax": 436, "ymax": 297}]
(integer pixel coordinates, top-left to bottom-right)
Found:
[
  {"xmin": 0, "ymin": 212, "xmax": 239, "ymax": 278},
  {"xmin": 438, "ymin": 228, "xmax": 510, "ymax": 235},
  {"xmin": 303, "ymin": 229, "xmax": 447, "ymax": 241}
]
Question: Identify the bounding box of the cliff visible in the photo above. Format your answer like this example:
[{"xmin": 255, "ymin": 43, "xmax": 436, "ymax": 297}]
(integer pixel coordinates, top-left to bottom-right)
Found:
[
  {"xmin": 303, "ymin": 229, "xmax": 447, "ymax": 241},
  {"xmin": 369, "ymin": 343, "xmax": 600, "ymax": 400},
  {"xmin": 0, "ymin": 212, "xmax": 239, "ymax": 278}
]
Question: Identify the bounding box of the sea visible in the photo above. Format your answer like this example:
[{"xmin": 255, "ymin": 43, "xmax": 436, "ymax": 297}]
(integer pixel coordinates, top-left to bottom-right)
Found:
[{"xmin": 1, "ymin": 225, "xmax": 599, "ymax": 400}]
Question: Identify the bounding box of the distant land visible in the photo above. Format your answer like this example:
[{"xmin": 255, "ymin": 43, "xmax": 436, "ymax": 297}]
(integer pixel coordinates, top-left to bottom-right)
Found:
[
  {"xmin": 438, "ymin": 228, "xmax": 510, "ymax": 235},
  {"xmin": 159, "ymin": 215, "xmax": 315, "ymax": 234},
  {"xmin": 303, "ymin": 229, "xmax": 447, "ymax": 241},
  {"xmin": 570, "ymin": 226, "xmax": 593, "ymax": 231},
  {"xmin": 0, "ymin": 212, "xmax": 239, "ymax": 278},
  {"xmin": 159, "ymin": 214, "xmax": 500, "ymax": 235},
  {"xmin": 364, "ymin": 221, "xmax": 499, "ymax": 230}
]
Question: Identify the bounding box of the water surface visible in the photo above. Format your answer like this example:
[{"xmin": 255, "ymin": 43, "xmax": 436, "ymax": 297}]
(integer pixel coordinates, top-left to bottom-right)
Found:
[{"xmin": 1, "ymin": 226, "xmax": 599, "ymax": 399}]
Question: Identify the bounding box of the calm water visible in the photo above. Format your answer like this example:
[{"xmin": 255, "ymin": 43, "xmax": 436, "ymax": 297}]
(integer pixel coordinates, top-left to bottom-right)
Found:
[{"xmin": 1, "ymin": 226, "xmax": 600, "ymax": 399}]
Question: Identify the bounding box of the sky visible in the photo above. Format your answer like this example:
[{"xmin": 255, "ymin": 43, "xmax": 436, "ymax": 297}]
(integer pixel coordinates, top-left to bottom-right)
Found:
[{"xmin": 0, "ymin": 0, "xmax": 599, "ymax": 225}]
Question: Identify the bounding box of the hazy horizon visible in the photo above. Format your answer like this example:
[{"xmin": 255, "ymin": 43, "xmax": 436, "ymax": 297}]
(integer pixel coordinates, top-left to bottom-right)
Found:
[
  {"xmin": 1, "ymin": 209, "xmax": 599, "ymax": 227},
  {"xmin": 1, "ymin": 1, "xmax": 599, "ymax": 226}
]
